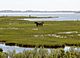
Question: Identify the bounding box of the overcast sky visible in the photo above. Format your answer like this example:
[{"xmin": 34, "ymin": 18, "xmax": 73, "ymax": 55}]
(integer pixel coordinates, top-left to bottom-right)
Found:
[{"xmin": 0, "ymin": 0, "xmax": 80, "ymax": 11}]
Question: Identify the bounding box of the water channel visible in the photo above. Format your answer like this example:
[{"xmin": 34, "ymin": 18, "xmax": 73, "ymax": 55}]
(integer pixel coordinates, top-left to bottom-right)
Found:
[{"xmin": 0, "ymin": 43, "xmax": 80, "ymax": 53}]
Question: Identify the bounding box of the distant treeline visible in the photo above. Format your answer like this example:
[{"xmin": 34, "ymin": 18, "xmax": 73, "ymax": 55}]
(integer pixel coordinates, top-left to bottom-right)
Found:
[{"xmin": 0, "ymin": 10, "xmax": 79, "ymax": 13}]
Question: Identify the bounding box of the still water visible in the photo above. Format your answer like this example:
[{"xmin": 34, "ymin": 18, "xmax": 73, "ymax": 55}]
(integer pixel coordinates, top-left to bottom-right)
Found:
[
  {"xmin": 0, "ymin": 43, "xmax": 80, "ymax": 53},
  {"xmin": 0, "ymin": 12, "xmax": 80, "ymax": 20}
]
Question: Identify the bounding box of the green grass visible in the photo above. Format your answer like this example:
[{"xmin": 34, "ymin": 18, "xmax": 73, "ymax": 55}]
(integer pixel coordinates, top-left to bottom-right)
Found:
[{"xmin": 0, "ymin": 16, "xmax": 80, "ymax": 48}]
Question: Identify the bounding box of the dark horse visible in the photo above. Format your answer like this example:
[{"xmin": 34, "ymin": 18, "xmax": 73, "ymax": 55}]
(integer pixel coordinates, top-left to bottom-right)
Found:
[{"xmin": 35, "ymin": 22, "xmax": 44, "ymax": 27}]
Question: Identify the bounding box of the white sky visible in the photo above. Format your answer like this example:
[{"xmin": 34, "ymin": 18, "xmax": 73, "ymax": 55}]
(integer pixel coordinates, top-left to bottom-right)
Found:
[{"xmin": 0, "ymin": 0, "xmax": 80, "ymax": 11}]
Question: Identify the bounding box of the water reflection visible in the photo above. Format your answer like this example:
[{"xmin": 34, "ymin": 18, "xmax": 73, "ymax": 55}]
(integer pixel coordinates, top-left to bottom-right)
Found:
[{"xmin": 0, "ymin": 43, "xmax": 33, "ymax": 53}]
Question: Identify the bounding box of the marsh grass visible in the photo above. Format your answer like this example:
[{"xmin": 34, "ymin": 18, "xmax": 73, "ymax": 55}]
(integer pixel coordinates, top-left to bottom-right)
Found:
[
  {"xmin": 0, "ymin": 16, "xmax": 80, "ymax": 48},
  {"xmin": 0, "ymin": 47, "xmax": 80, "ymax": 58}
]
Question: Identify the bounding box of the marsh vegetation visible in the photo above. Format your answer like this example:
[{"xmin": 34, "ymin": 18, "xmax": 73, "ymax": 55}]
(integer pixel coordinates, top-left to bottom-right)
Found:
[
  {"xmin": 0, "ymin": 47, "xmax": 80, "ymax": 58},
  {"xmin": 0, "ymin": 16, "xmax": 80, "ymax": 48}
]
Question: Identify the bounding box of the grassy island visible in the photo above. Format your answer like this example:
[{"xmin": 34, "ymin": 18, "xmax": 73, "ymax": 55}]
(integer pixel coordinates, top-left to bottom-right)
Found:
[{"xmin": 0, "ymin": 16, "xmax": 80, "ymax": 48}]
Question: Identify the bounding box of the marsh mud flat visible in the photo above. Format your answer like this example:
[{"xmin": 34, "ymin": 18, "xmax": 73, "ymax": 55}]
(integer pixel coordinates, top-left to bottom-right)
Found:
[{"xmin": 0, "ymin": 43, "xmax": 80, "ymax": 53}]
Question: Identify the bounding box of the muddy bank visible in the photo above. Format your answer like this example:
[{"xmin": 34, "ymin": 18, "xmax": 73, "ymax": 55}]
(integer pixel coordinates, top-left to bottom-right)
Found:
[
  {"xmin": 5, "ymin": 42, "xmax": 65, "ymax": 48},
  {"xmin": 0, "ymin": 40, "xmax": 79, "ymax": 48},
  {"xmin": 4, "ymin": 42, "xmax": 80, "ymax": 48}
]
